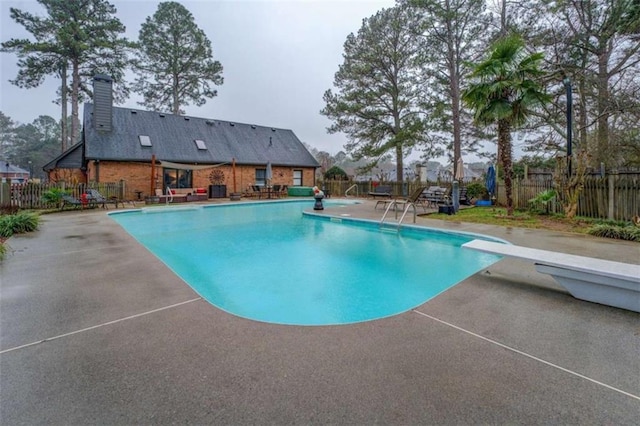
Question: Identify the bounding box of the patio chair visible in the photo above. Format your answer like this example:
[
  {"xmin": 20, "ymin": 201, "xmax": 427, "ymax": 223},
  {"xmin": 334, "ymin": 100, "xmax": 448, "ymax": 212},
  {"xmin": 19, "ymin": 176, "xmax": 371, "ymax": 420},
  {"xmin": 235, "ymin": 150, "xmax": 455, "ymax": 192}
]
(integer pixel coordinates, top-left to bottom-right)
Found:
[
  {"xmin": 422, "ymin": 186, "xmax": 451, "ymax": 209},
  {"xmin": 394, "ymin": 186, "xmax": 429, "ymax": 212},
  {"xmin": 61, "ymin": 194, "xmax": 86, "ymax": 210},
  {"xmin": 459, "ymin": 186, "xmax": 471, "ymax": 206},
  {"xmin": 251, "ymin": 185, "xmax": 264, "ymax": 199},
  {"xmin": 242, "ymin": 186, "xmax": 254, "ymax": 198},
  {"xmin": 86, "ymin": 189, "xmax": 122, "ymax": 209},
  {"xmin": 271, "ymin": 184, "xmax": 281, "ymax": 198},
  {"xmin": 376, "ymin": 186, "xmax": 428, "ymax": 211}
]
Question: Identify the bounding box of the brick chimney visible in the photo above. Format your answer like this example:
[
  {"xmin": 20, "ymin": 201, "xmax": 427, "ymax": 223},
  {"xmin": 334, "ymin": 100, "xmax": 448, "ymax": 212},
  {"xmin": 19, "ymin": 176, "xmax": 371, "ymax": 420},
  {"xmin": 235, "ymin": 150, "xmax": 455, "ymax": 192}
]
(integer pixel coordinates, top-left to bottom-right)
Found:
[{"xmin": 93, "ymin": 74, "xmax": 113, "ymax": 132}]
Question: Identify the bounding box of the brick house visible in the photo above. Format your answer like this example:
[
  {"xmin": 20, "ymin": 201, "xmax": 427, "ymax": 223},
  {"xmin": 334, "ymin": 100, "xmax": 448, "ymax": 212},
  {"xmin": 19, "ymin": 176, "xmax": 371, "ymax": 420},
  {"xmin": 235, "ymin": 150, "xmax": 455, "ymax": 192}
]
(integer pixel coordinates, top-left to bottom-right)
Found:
[
  {"xmin": 1, "ymin": 160, "xmax": 30, "ymax": 183},
  {"xmin": 44, "ymin": 75, "xmax": 320, "ymax": 200}
]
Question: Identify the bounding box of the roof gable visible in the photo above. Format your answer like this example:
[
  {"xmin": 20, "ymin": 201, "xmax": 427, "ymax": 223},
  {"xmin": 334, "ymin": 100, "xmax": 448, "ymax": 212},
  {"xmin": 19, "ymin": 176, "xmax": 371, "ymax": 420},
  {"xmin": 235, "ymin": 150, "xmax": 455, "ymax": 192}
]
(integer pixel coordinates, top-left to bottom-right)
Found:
[
  {"xmin": 42, "ymin": 142, "xmax": 84, "ymax": 171},
  {"xmin": 83, "ymin": 104, "xmax": 320, "ymax": 168}
]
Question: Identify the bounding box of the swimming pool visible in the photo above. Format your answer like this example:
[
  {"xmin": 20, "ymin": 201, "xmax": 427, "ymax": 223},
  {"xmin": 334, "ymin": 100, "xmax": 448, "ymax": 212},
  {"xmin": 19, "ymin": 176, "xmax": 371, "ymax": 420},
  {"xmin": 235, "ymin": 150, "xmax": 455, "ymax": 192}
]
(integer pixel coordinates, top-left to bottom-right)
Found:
[{"xmin": 109, "ymin": 200, "xmax": 503, "ymax": 325}]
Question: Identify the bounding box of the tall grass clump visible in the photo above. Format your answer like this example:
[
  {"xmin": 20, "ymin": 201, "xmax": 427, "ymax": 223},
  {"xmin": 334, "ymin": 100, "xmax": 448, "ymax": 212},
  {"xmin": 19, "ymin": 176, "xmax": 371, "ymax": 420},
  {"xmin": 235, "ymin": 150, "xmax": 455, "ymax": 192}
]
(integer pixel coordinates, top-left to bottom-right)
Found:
[
  {"xmin": 0, "ymin": 211, "xmax": 40, "ymax": 261},
  {"xmin": 0, "ymin": 212, "xmax": 40, "ymax": 238},
  {"xmin": 587, "ymin": 224, "xmax": 640, "ymax": 242}
]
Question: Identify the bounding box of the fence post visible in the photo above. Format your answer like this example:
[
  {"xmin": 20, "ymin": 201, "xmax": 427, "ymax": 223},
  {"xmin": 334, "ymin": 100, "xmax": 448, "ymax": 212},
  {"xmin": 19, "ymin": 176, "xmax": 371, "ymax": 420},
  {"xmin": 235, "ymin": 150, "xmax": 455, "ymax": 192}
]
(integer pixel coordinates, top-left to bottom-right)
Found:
[
  {"xmin": 0, "ymin": 182, "xmax": 7, "ymax": 206},
  {"xmin": 608, "ymin": 173, "xmax": 615, "ymax": 220}
]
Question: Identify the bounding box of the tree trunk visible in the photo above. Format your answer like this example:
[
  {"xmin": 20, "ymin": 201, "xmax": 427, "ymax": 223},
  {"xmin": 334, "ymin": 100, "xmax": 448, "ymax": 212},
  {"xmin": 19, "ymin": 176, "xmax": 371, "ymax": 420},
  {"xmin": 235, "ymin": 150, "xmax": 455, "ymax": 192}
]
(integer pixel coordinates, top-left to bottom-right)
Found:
[
  {"xmin": 578, "ymin": 78, "xmax": 587, "ymax": 150},
  {"xmin": 500, "ymin": 0, "xmax": 508, "ymax": 35},
  {"xmin": 394, "ymin": 111, "xmax": 404, "ymax": 183},
  {"xmin": 596, "ymin": 41, "xmax": 610, "ymax": 166},
  {"xmin": 60, "ymin": 62, "xmax": 68, "ymax": 153},
  {"xmin": 395, "ymin": 144, "xmax": 404, "ymax": 183},
  {"xmin": 448, "ymin": 23, "xmax": 462, "ymax": 179},
  {"xmin": 172, "ymin": 73, "xmax": 180, "ymax": 115},
  {"xmin": 498, "ymin": 119, "xmax": 513, "ymax": 216},
  {"xmin": 71, "ymin": 58, "xmax": 80, "ymax": 147}
]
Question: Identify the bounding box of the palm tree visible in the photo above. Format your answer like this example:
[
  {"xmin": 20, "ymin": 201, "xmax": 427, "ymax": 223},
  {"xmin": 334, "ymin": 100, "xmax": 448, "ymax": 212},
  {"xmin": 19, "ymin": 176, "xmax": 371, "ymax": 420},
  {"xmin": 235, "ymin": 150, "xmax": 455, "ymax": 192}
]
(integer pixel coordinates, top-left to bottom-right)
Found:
[{"xmin": 463, "ymin": 35, "xmax": 549, "ymax": 216}]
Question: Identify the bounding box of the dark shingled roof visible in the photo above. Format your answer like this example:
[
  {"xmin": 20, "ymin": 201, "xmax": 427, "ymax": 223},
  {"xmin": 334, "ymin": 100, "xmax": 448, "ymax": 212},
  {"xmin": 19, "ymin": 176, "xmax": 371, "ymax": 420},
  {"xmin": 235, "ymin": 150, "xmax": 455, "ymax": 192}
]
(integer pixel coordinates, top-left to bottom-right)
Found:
[
  {"xmin": 84, "ymin": 103, "xmax": 320, "ymax": 167},
  {"xmin": 42, "ymin": 142, "xmax": 84, "ymax": 172}
]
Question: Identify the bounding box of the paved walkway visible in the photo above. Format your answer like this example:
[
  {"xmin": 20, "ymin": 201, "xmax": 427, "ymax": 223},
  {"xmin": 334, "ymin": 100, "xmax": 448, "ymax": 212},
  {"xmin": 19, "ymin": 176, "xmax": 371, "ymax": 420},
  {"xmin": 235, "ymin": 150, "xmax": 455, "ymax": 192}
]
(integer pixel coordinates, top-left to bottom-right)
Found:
[{"xmin": 1, "ymin": 199, "xmax": 639, "ymax": 424}]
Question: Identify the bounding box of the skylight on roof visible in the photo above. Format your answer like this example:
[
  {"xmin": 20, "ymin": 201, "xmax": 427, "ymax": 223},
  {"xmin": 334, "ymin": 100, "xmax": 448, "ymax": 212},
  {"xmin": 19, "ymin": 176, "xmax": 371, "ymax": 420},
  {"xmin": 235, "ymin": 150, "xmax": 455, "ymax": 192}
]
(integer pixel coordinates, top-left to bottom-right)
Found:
[
  {"xmin": 139, "ymin": 135, "xmax": 152, "ymax": 147},
  {"xmin": 194, "ymin": 139, "xmax": 207, "ymax": 150}
]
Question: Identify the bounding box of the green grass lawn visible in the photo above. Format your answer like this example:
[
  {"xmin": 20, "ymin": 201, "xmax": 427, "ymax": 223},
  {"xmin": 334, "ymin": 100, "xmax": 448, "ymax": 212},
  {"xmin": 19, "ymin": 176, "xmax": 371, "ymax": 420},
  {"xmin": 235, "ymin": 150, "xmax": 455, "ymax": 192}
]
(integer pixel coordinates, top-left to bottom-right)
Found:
[{"xmin": 428, "ymin": 206, "xmax": 593, "ymax": 234}]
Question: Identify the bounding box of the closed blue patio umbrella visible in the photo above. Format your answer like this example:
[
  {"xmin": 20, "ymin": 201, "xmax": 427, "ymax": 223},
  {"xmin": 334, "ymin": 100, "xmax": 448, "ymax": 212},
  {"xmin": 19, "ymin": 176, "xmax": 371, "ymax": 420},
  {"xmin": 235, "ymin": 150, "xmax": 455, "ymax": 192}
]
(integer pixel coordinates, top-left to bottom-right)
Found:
[{"xmin": 485, "ymin": 164, "xmax": 496, "ymax": 198}]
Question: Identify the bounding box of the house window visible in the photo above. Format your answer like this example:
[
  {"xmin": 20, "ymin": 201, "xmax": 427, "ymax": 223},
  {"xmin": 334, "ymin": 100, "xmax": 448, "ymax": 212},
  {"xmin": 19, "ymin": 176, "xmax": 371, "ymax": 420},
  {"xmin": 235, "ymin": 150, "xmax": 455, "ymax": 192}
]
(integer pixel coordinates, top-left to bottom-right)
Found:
[
  {"xmin": 163, "ymin": 168, "xmax": 192, "ymax": 189},
  {"xmin": 293, "ymin": 170, "xmax": 303, "ymax": 186},
  {"xmin": 139, "ymin": 135, "xmax": 152, "ymax": 147},
  {"xmin": 255, "ymin": 168, "xmax": 266, "ymax": 186},
  {"xmin": 194, "ymin": 139, "xmax": 207, "ymax": 150}
]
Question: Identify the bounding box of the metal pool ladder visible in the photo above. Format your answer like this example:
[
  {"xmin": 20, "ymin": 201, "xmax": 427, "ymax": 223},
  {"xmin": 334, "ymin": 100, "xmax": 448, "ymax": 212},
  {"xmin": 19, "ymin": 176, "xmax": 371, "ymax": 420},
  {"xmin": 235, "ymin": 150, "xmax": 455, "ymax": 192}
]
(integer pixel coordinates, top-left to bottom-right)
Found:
[
  {"xmin": 345, "ymin": 184, "xmax": 359, "ymax": 198},
  {"xmin": 379, "ymin": 200, "xmax": 417, "ymax": 231},
  {"xmin": 165, "ymin": 186, "xmax": 173, "ymax": 205}
]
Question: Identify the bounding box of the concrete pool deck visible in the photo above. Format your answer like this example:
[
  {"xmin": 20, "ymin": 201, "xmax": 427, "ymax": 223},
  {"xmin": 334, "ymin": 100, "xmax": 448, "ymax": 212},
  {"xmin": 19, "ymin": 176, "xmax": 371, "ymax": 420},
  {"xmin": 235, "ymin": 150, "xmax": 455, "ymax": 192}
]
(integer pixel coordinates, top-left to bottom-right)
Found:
[{"xmin": 1, "ymin": 199, "xmax": 639, "ymax": 424}]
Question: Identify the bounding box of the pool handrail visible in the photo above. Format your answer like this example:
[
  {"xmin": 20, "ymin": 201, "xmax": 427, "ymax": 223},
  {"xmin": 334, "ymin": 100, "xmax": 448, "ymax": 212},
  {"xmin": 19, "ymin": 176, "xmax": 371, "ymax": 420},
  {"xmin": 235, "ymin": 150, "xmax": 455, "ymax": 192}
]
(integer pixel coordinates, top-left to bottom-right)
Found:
[
  {"xmin": 379, "ymin": 200, "xmax": 417, "ymax": 229},
  {"xmin": 345, "ymin": 184, "xmax": 358, "ymax": 198},
  {"xmin": 166, "ymin": 186, "xmax": 173, "ymax": 204}
]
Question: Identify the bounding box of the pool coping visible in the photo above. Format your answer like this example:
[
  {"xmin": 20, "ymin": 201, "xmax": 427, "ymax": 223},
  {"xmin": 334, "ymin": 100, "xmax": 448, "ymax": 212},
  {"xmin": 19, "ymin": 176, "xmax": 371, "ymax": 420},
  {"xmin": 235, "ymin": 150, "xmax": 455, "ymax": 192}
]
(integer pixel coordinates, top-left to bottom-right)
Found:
[{"xmin": 2, "ymin": 199, "xmax": 639, "ymax": 424}]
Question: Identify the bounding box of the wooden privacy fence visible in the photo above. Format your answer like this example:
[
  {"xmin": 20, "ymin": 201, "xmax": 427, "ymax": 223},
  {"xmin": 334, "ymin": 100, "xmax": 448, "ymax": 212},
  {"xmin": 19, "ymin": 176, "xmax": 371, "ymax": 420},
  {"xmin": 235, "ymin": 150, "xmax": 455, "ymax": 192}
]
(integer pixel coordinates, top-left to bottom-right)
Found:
[
  {"xmin": 323, "ymin": 173, "xmax": 638, "ymax": 221},
  {"xmin": 321, "ymin": 180, "xmax": 438, "ymax": 199},
  {"xmin": 0, "ymin": 181, "xmax": 126, "ymax": 210},
  {"xmin": 480, "ymin": 174, "xmax": 639, "ymax": 221},
  {"xmin": 2, "ymin": 176, "xmax": 637, "ymax": 221}
]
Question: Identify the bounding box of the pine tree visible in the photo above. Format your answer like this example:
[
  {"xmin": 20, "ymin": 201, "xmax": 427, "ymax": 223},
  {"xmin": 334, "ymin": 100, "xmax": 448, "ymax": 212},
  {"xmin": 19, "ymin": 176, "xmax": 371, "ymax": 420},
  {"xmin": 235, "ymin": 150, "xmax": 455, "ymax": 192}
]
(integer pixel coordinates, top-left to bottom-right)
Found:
[
  {"xmin": 133, "ymin": 1, "xmax": 224, "ymax": 115},
  {"xmin": 2, "ymin": 0, "xmax": 131, "ymax": 150},
  {"xmin": 408, "ymin": 0, "xmax": 492, "ymax": 172},
  {"xmin": 321, "ymin": 5, "xmax": 426, "ymax": 183}
]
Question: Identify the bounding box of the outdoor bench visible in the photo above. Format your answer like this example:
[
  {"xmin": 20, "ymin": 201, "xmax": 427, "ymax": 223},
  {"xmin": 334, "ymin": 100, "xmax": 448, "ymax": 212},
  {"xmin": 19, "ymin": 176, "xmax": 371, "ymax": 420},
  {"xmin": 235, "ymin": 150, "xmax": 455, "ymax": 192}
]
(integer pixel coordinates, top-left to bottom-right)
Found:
[
  {"xmin": 368, "ymin": 185, "xmax": 393, "ymax": 198},
  {"xmin": 421, "ymin": 187, "xmax": 450, "ymax": 208},
  {"xmin": 462, "ymin": 239, "xmax": 640, "ymax": 313},
  {"xmin": 459, "ymin": 187, "xmax": 470, "ymax": 205}
]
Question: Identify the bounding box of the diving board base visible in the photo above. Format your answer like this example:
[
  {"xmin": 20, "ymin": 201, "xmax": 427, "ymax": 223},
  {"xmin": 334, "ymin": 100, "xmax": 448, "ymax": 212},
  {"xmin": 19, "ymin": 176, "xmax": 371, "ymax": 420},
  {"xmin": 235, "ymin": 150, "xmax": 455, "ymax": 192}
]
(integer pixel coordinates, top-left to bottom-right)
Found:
[
  {"xmin": 462, "ymin": 239, "xmax": 640, "ymax": 313},
  {"xmin": 534, "ymin": 264, "xmax": 639, "ymax": 312}
]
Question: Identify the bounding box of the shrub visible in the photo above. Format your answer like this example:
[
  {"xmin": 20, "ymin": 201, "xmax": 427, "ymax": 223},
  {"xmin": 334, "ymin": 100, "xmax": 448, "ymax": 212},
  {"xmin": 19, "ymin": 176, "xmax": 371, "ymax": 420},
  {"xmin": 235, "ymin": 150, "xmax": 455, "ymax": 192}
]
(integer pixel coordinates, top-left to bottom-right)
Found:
[
  {"xmin": 590, "ymin": 218, "xmax": 630, "ymax": 228},
  {"xmin": 324, "ymin": 166, "xmax": 349, "ymax": 181},
  {"xmin": 587, "ymin": 224, "xmax": 640, "ymax": 242},
  {"xmin": 528, "ymin": 189, "xmax": 556, "ymax": 214},
  {"xmin": 466, "ymin": 182, "xmax": 488, "ymax": 200},
  {"xmin": 0, "ymin": 212, "xmax": 40, "ymax": 238},
  {"xmin": 0, "ymin": 205, "xmax": 19, "ymax": 215},
  {"xmin": 0, "ymin": 242, "xmax": 5, "ymax": 261},
  {"xmin": 41, "ymin": 188, "xmax": 69, "ymax": 206}
]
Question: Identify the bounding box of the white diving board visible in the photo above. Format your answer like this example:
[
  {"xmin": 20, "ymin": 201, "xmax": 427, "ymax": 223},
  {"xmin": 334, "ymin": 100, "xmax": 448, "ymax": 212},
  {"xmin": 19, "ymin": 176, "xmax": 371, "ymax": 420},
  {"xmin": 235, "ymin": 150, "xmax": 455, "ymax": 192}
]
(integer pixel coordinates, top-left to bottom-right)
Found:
[{"xmin": 462, "ymin": 239, "xmax": 640, "ymax": 313}]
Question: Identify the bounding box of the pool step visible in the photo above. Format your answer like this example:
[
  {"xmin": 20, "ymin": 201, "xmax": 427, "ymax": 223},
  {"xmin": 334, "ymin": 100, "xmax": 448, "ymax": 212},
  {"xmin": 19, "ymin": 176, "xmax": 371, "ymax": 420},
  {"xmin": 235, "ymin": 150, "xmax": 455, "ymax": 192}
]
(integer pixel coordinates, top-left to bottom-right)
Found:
[
  {"xmin": 379, "ymin": 223, "xmax": 400, "ymax": 233},
  {"xmin": 379, "ymin": 199, "xmax": 417, "ymax": 230},
  {"xmin": 141, "ymin": 205, "xmax": 203, "ymax": 213}
]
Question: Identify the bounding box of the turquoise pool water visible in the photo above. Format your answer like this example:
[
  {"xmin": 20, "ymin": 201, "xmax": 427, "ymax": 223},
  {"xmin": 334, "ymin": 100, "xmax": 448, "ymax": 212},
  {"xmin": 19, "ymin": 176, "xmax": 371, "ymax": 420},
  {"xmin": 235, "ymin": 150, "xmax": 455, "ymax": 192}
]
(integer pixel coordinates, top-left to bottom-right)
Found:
[{"xmin": 109, "ymin": 200, "xmax": 502, "ymax": 325}]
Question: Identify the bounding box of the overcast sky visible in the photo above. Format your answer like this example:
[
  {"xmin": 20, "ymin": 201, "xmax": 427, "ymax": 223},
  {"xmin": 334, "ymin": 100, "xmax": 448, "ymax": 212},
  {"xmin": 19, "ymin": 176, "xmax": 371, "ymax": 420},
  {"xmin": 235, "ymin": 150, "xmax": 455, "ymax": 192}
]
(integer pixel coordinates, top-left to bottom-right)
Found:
[{"xmin": 1, "ymin": 0, "xmax": 399, "ymax": 157}]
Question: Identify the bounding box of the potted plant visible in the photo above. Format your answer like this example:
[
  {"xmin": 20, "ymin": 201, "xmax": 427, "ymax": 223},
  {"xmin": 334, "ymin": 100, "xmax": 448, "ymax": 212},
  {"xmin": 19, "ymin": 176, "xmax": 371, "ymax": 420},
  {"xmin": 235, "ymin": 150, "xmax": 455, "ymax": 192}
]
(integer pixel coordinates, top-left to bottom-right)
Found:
[
  {"xmin": 208, "ymin": 170, "xmax": 227, "ymax": 198},
  {"xmin": 465, "ymin": 182, "xmax": 490, "ymax": 206}
]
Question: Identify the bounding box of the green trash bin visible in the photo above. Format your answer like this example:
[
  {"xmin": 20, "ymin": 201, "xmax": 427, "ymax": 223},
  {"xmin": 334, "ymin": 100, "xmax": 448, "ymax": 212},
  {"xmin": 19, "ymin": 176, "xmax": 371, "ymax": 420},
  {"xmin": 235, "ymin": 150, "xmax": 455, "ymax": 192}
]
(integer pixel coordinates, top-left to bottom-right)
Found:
[{"xmin": 287, "ymin": 186, "xmax": 314, "ymax": 196}]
